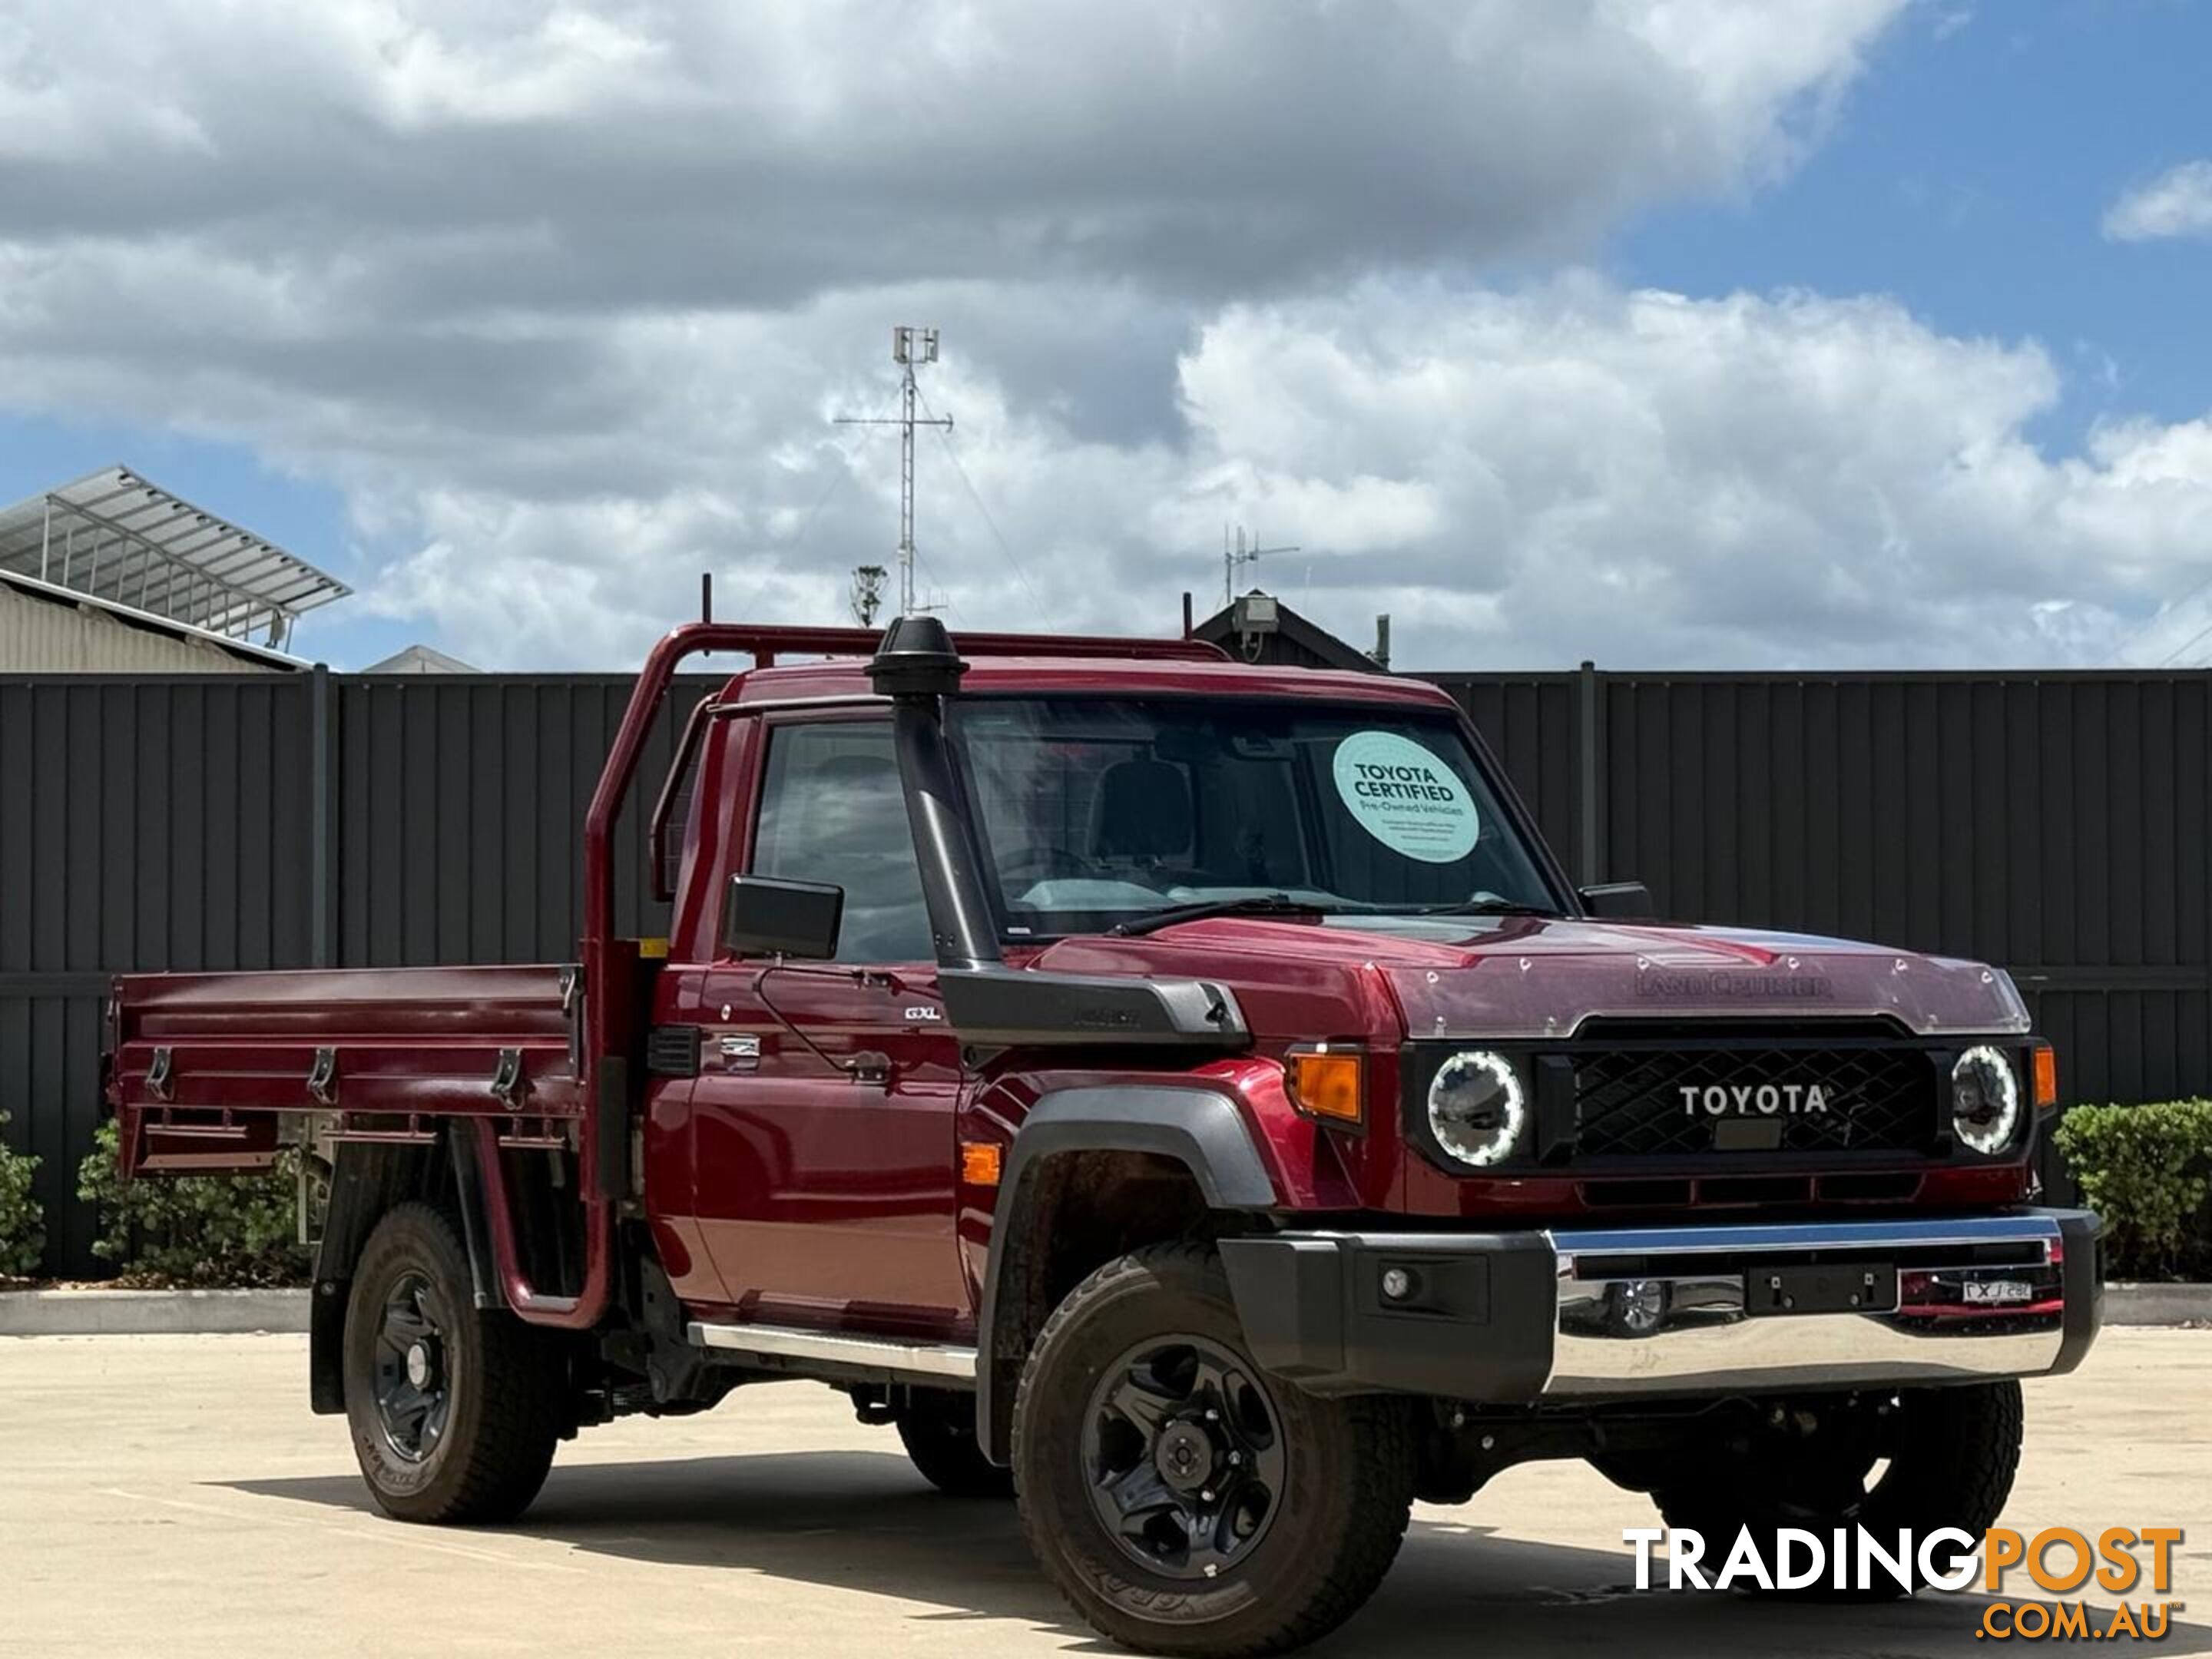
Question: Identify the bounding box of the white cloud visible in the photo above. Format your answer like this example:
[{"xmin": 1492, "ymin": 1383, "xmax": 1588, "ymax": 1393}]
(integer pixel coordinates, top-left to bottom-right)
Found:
[
  {"xmin": 324, "ymin": 278, "xmax": 2212, "ymax": 673},
  {"xmin": 15, "ymin": 0, "xmax": 2212, "ymax": 674},
  {"xmin": 2103, "ymin": 159, "xmax": 2212, "ymax": 242},
  {"xmin": 1163, "ymin": 282, "xmax": 2212, "ymax": 669},
  {"xmin": 0, "ymin": 0, "xmax": 1906, "ymax": 305}
]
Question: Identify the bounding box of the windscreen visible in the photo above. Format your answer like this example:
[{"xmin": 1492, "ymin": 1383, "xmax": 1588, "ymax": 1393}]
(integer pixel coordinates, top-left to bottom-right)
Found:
[{"xmin": 949, "ymin": 696, "xmax": 1560, "ymax": 938}]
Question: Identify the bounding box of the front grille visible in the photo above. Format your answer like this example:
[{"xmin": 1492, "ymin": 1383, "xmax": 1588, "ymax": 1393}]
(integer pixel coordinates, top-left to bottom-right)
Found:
[{"xmin": 1573, "ymin": 1042, "xmax": 1937, "ymax": 1159}]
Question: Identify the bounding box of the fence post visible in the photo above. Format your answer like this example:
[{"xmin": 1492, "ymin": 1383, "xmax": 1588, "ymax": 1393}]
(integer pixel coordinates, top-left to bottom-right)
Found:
[
  {"xmin": 309, "ymin": 664, "xmax": 339, "ymax": 969},
  {"xmin": 1577, "ymin": 659, "xmax": 1603, "ymax": 886}
]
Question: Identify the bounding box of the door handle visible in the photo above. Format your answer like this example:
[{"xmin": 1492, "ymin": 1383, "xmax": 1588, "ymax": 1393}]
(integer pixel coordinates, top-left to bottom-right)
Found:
[{"xmin": 843, "ymin": 1050, "xmax": 892, "ymax": 1085}]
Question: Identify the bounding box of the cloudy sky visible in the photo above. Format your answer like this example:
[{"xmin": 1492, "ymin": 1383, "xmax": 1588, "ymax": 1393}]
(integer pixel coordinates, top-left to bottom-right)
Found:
[{"xmin": 3, "ymin": 0, "xmax": 2211, "ymax": 672}]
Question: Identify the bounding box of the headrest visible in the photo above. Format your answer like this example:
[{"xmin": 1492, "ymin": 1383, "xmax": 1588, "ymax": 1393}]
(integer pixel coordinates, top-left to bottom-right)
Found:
[{"xmin": 1090, "ymin": 757, "xmax": 1191, "ymax": 860}]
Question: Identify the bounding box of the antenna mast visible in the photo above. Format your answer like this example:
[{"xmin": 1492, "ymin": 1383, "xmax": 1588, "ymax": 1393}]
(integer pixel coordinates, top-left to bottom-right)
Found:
[
  {"xmin": 836, "ymin": 326, "xmax": 953, "ymax": 617},
  {"xmin": 1223, "ymin": 525, "xmax": 1300, "ymax": 607}
]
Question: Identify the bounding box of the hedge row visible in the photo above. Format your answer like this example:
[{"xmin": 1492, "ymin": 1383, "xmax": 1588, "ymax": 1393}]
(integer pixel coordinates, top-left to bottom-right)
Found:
[
  {"xmin": 71, "ymin": 1121, "xmax": 315, "ymax": 1287},
  {"xmin": 0, "ymin": 1121, "xmax": 312, "ymax": 1288},
  {"xmin": 0, "ymin": 1113, "xmax": 41, "ymax": 1278},
  {"xmin": 2, "ymin": 1102, "xmax": 2208, "ymax": 1286},
  {"xmin": 2051, "ymin": 1100, "xmax": 2212, "ymax": 1282}
]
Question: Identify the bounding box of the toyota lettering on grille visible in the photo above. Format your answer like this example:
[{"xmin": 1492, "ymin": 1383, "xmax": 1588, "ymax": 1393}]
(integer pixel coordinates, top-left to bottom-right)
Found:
[{"xmin": 1679, "ymin": 1081, "xmax": 1834, "ymax": 1117}]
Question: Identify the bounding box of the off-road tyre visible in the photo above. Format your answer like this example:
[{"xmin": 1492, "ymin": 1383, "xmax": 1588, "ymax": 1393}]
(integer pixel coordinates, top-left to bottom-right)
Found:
[
  {"xmin": 1013, "ymin": 1240, "xmax": 1415, "ymax": 1657},
  {"xmin": 1650, "ymin": 1380, "xmax": 2023, "ymax": 1597},
  {"xmin": 342, "ymin": 1201, "xmax": 564, "ymax": 1525},
  {"xmin": 897, "ymin": 1389, "xmax": 1015, "ymax": 1498}
]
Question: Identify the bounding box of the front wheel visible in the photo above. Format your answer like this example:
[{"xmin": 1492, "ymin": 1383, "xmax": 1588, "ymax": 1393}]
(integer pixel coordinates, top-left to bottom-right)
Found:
[
  {"xmin": 342, "ymin": 1202, "xmax": 565, "ymax": 1525},
  {"xmin": 1012, "ymin": 1242, "xmax": 1414, "ymax": 1657},
  {"xmin": 1649, "ymin": 1381, "xmax": 2023, "ymax": 1596}
]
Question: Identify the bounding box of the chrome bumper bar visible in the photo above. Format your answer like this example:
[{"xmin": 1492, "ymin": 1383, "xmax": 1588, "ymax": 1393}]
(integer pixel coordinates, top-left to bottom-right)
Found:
[
  {"xmin": 1545, "ymin": 1212, "xmax": 2092, "ymax": 1398},
  {"xmin": 1219, "ymin": 1207, "xmax": 2101, "ymax": 1403}
]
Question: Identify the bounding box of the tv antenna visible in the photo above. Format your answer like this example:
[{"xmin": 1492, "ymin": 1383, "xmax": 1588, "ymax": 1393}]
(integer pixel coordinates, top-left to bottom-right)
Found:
[
  {"xmin": 836, "ymin": 326, "xmax": 953, "ymax": 618},
  {"xmin": 1223, "ymin": 525, "xmax": 1299, "ymax": 608}
]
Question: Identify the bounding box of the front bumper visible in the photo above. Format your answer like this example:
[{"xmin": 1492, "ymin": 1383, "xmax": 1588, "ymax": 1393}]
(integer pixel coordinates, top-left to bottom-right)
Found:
[{"xmin": 1217, "ymin": 1208, "xmax": 2101, "ymax": 1402}]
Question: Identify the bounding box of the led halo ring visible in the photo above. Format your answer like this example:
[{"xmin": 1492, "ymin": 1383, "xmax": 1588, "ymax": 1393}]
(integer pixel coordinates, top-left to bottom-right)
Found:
[
  {"xmin": 1951, "ymin": 1044, "xmax": 2022, "ymax": 1155},
  {"xmin": 1426, "ymin": 1048, "xmax": 1526, "ymax": 1168}
]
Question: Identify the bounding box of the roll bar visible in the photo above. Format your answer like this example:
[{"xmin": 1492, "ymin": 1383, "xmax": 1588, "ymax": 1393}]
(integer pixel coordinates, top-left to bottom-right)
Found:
[{"xmin": 498, "ymin": 621, "xmax": 1227, "ymax": 1330}]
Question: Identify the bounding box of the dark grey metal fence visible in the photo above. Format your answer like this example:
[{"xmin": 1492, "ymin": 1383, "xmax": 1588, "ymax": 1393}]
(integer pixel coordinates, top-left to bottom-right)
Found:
[
  {"xmin": 0, "ymin": 671, "xmax": 711, "ymax": 1273},
  {"xmin": 5, "ymin": 662, "xmax": 2205, "ymax": 1273},
  {"xmin": 1432, "ymin": 668, "xmax": 2212, "ymax": 1122}
]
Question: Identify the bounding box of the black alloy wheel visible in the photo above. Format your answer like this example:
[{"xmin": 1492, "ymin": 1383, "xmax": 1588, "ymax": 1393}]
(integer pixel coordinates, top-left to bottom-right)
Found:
[
  {"xmin": 342, "ymin": 1202, "xmax": 564, "ymax": 1524},
  {"xmin": 1081, "ymin": 1333, "xmax": 1288, "ymax": 1580},
  {"xmin": 1013, "ymin": 1241, "xmax": 1415, "ymax": 1657},
  {"xmin": 369, "ymin": 1270, "xmax": 455, "ymax": 1464}
]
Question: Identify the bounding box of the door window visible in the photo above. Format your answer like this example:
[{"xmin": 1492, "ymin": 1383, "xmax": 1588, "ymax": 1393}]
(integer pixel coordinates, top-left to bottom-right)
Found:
[{"xmin": 750, "ymin": 721, "xmax": 932, "ymax": 962}]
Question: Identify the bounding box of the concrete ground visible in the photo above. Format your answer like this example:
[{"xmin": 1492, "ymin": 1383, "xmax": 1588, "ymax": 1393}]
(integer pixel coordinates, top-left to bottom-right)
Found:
[{"xmin": 3, "ymin": 1331, "xmax": 2206, "ymax": 1657}]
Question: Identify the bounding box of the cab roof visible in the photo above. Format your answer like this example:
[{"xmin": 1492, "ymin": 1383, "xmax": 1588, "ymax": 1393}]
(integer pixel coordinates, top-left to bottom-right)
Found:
[{"xmin": 719, "ymin": 651, "xmax": 1459, "ymax": 710}]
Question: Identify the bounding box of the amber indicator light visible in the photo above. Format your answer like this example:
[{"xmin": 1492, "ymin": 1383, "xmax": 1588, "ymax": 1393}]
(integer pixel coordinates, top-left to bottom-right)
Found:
[
  {"xmin": 2032, "ymin": 1043, "xmax": 2059, "ymax": 1110},
  {"xmin": 960, "ymin": 1141, "xmax": 1003, "ymax": 1187},
  {"xmin": 1289, "ymin": 1050, "xmax": 1364, "ymax": 1124}
]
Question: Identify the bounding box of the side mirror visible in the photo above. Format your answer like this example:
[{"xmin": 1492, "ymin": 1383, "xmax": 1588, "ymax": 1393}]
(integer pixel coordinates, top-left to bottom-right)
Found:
[
  {"xmin": 721, "ymin": 874, "xmax": 843, "ymax": 959},
  {"xmin": 1579, "ymin": 881, "xmax": 1654, "ymax": 920}
]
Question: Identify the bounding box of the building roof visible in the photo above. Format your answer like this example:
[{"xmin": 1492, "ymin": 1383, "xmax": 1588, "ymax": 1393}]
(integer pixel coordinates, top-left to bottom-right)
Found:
[
  {"xmin": 360, "ymin": 643, "xmax": 480, "ymax": 674},
  {"xmin": 0, "ymin": 465, "xmax": 349, "ymax": 650},
  {"xmin": 1192, "ymin": 592, "xmax": 1385, "ymax": 672}
]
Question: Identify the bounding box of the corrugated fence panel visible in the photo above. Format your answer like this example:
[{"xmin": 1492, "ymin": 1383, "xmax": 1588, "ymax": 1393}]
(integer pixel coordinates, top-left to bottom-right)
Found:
[
  {"xmin": 6, "ymin": 661, "xmax": 2210, "ymax": 1272},
  {"xmin": 1, "ymin": 676, "xmax": 316, "ymax": 976},
  {"xmin": 0, "ymin": 674, "xmax": 318, "ymax": 1272},
  {"xmin": 1584, "ymin": 673, "xmax": 2212, "ymax": 1121},
  {"xmin": 1428, "ymin": 674, "xmax": 1583, "ymax": 873},
  {"xmin": 1592, "ymin": 674, "xmax": 2211, "ymax": 970},
  {"xmin": 336, "ymin": 675, "xmax": 720, "ymax": 966}
]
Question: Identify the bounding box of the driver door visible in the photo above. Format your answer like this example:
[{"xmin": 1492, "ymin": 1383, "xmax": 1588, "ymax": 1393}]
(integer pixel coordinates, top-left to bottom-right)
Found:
[{"xmin": 688, "ymin": 715, "xmax": 969, "ymax": 1337}]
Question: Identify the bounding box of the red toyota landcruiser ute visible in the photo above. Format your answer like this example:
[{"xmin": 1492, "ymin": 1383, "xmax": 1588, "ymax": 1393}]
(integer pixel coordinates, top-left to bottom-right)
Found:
[{"xmin": 109, "ymin": 618, "xmax": 2101, "ymax": 1656}]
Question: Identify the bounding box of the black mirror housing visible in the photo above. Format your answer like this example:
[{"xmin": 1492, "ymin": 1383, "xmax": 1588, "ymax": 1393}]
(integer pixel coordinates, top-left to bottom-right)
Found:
[
  {"xmin": 1579, "ymin": 880, "xmax": 1655, "ymax": 920},
  {"xmin": 721, "ymin": 874, "xmax": 843, "ymax": 959}
]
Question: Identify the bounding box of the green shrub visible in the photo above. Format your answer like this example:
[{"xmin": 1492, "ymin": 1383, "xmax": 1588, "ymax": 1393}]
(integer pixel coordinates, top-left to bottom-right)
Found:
[
  {"xmin": 0, "ymin": 1112, "xmax": 43, "ymax": 1278},
  {"xmin": 75, "ymin": 1120, "xmax": 314, "ymax": 1287},
  {"xmin": 2053, "ymin": 1100, "xmax": 2212, "ymax": 1282}
]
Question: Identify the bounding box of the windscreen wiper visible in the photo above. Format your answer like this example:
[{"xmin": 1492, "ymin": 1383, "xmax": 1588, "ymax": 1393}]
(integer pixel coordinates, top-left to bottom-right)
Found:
[
  {"xmin": 1406, "ymin": 899, "xmax": 1563, "ymax": 919},
  {"xmin": 1108, "ymin": 895, "xmax": 1333, "ymax": 937}
]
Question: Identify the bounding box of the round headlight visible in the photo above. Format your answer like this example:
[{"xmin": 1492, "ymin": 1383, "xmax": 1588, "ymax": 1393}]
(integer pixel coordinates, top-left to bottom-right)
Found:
[
  {"xmin": 1952, "ymin": 1045, "xmax": 2021, "ymax": 1154},
  {"xmin": 1427, "ymin": 1050, "xmax": 1525, "ymax": 1167}
]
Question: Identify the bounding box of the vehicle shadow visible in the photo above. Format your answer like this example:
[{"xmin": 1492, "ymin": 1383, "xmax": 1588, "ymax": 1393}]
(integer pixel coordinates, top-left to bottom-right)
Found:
[{"xmin": 224, "ymin": 1453, "xmax": 2212, "ymax": 1657}]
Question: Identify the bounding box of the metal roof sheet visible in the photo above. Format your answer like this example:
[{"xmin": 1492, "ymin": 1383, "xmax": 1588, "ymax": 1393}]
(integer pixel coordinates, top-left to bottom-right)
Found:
[{"xmin": 0, "ymin": 465, "xmax": 349, "ymax": 648}]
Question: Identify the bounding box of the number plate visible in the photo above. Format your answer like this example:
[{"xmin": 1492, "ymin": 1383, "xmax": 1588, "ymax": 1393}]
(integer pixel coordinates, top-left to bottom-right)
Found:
[{"xmin": 1747, "ymin": 1263, "xmax": 1896, "ymax": 1316}]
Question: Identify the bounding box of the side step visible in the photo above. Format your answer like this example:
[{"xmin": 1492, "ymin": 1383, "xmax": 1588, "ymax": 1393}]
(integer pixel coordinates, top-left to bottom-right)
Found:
[{"xmin": 687, "ymin": 1320, "xmax": 979, "ymax": 1382}]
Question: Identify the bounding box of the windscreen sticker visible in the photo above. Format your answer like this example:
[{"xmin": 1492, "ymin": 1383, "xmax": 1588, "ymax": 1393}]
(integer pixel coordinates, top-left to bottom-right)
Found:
[{"xmin": 1330, "ymin": 731, "xmax": 1479, "ymax": 863}]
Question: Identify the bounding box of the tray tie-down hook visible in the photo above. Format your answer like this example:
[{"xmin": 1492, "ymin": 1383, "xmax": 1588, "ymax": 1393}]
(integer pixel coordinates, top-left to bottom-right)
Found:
[
  {"xmin": 490, "ymin": 1048, "xmax": 528, "ymax": 1108},
  {"xmin": 145, "ymin": 1047, "xmax": 174, "ymax": 1103},
  {"xmin": 306, "ymin": 1046, "xmax": 338, "ymax": 1106}
]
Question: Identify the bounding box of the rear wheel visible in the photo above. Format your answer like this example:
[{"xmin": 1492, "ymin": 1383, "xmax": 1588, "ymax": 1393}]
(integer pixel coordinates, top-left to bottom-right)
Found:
[
  {"xmin": 1013, "ymin": 1241, "xmax": 1414, "ymax": 1657},
  {"xmin": 342, "ymin": 1202, "xmax": 564, "ymax": 1524},
  {"xmin": 896, "ymin": 1389, "xmax": 1015, "ymax": 1498},
  {"xmin": 1648, "ymin": 1382, "xmax": 2023, "ymax": 1595}
]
